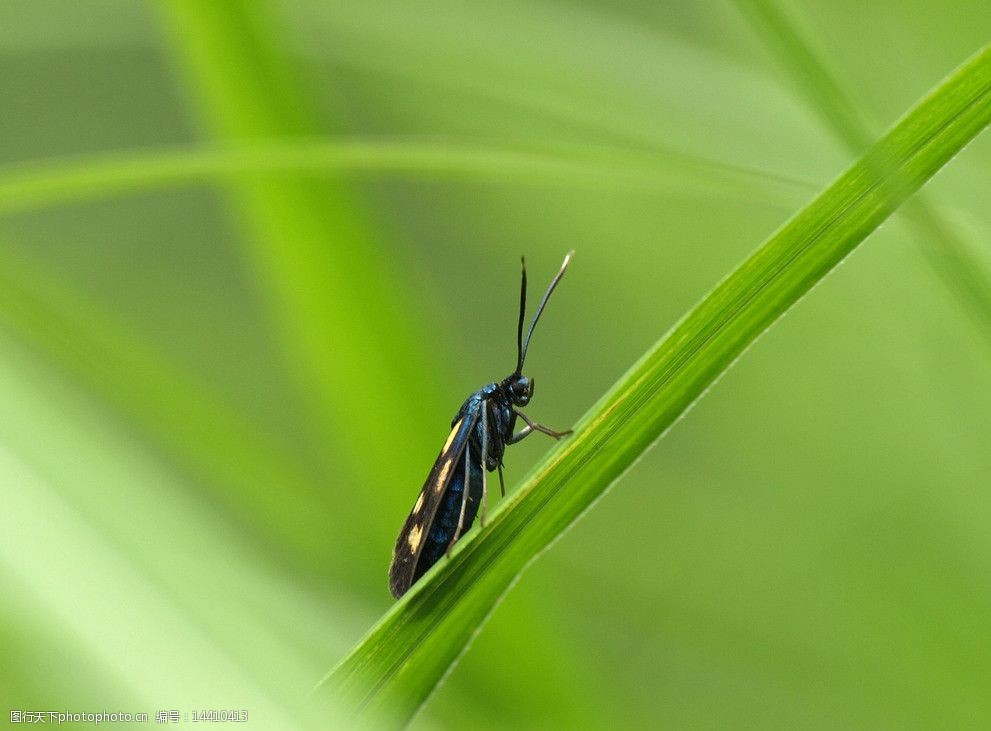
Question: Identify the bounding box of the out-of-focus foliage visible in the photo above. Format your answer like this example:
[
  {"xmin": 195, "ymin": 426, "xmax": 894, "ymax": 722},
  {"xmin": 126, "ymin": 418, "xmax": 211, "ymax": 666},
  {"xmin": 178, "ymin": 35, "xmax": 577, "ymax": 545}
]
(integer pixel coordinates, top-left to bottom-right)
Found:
[
  {"xmin": 1, "ymin": 1, "xmax": 990, "ymax": 729},
  {"xmin": 325, "ymin": 45, "xmax": 991, "ymax": 728}
]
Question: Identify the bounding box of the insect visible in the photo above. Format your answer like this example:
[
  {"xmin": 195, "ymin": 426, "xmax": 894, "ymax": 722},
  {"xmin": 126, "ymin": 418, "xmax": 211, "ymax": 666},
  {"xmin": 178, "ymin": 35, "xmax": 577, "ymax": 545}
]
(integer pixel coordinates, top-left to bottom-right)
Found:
[{"xmin": 389, "ymin": 252, "xmax": 574, "ymax": 598}]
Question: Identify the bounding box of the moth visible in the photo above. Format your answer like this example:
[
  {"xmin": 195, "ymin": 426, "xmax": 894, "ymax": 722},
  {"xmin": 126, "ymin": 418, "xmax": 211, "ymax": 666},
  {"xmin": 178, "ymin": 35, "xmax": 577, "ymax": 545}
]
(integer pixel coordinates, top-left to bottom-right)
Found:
[{"xmin": 389, "ymin": 252, "xmax": 573, "ymax": 598}]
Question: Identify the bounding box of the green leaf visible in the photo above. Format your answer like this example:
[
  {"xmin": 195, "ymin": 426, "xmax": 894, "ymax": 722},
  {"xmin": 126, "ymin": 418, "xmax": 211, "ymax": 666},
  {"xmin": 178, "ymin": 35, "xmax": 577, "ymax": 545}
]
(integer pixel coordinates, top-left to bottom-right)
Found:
[
  {"xmin": 319, "ymin": 43, "xmax": 991, "ymax": 728},
  {"xmin": 736, "ymin": 0, "xmax": 991, "ymax": 348},
  {"xmin": 0, "ymin": 249, "xmax": 333, "ymax": 568},
  {"xmin": 159, "ymin": 0, "xmax": 443, "ymax": 501},
  {"xmin": 0, "ymin": 139, "xmax": 812, "ymax": 217}
]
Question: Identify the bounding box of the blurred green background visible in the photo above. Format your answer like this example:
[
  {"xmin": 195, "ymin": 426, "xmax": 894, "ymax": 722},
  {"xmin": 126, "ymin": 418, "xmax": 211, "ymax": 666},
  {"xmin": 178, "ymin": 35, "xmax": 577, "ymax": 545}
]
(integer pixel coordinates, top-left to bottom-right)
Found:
[{"xmin": 2, "ymin": 1, "xmax": 990, "ymax": 729}]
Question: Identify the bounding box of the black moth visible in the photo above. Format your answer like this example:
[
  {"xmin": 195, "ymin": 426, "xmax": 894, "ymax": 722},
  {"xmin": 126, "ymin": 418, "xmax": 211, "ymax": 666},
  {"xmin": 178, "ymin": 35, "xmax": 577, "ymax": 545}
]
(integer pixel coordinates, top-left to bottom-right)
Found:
[{"xmin": 389, "ymin": 252, "xmax": 574, "ymax": 598}]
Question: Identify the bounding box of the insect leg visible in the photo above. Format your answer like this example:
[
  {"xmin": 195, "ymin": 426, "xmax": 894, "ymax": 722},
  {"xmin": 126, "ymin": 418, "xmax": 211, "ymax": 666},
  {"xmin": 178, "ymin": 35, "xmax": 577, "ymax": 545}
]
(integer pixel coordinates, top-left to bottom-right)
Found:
[
  {"xmin": 480, "ymin": 407, "xmax": 489, "ymax": 526},
  {"xmin": 497, "ymin": 462, "xmax": 506, "ymax": 497},
  {"xmin": 506, "ymin": 424, "xmax": 534, "ymax": 444},
  {"xmin": 508, "ymin": 409, "xmax": 572, "ymax": 443},
  {"xmin": 448, "ymin": 443, "xmax": 471, "ymax": 555}
]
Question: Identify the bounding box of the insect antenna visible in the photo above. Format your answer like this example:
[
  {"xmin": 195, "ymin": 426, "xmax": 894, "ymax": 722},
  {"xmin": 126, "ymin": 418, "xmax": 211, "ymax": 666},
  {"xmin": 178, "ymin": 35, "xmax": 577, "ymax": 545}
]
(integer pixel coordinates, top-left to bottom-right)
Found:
[
  {"xmin": 515, "ymin": 256, "xmax": 528, "ymax": 374},
  {"xmin": 517, "ymin": 251, "xmax": 573, "ymax": 373}
]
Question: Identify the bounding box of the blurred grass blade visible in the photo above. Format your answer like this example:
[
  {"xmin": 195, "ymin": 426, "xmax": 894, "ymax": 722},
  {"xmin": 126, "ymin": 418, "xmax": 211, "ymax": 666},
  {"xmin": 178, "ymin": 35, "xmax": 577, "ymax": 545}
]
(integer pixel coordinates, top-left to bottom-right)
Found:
[
  {"xmin": 736, "ymin": 0, "xmax": 991, "ymax": 347},
  {"xmin": 0, "ymin": 326, "xmax": 336, "ymax": 730},
  {"xmin": 734, "ymin": 0, "xmax": 877, "ymax": 151},
  {"xmin": 320, "ymin": 44, "xmax": 991, "ymax": 727},
  {"xmin": 0, "ymin": 139, "xmax": 813, "ymax": 217},
  {"xmin": 160, "ymin": 1, "xmax": 440, "ymax": 498},
  {"xmin": 0, "ymin": 247, "xmax": 334, "ymax": 569}
]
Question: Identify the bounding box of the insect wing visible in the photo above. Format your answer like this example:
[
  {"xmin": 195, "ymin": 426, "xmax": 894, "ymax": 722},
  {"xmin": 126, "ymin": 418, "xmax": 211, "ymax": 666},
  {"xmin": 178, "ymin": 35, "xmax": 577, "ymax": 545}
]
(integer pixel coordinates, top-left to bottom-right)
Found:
[{"xmin": 389, "ymin": 404, "xmax": 481, "ymax": 598}]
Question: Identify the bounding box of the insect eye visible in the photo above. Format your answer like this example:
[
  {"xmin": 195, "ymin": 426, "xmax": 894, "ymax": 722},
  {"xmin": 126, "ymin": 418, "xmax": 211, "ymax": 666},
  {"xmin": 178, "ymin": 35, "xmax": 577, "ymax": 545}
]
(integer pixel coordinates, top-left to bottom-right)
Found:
[{"xmin": 512, "ymin": 377, "xmax": 532, "ymax": 403}]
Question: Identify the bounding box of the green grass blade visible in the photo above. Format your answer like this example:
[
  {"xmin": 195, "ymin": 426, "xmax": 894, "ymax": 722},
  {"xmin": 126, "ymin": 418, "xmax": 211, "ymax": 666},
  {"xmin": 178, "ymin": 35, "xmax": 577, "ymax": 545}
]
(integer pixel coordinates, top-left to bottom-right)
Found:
[
  {"xmin": 736, "ymin": 0, "xmax": 991, "ymax": 348},
  {"xmin": 319, "ymin": 44, "xmax": 991, "ymax": 727},
  {"xmin": 0, "ymin": 139, "xmax": 813, "ymax": 217},
  {"xmin": 734, "ymin": 0, "xmax": 877, "ymax": 151},
  {"xmin": 0, "ymin": 249, "xmax": 333, "ymax": 569},
  {"xmin": 0, "ymin": 324, "xmax": 337, "ymax": 730},
  {"xmin": 159, "ymin": 1, "xmax": 440, "ymax": 495}
]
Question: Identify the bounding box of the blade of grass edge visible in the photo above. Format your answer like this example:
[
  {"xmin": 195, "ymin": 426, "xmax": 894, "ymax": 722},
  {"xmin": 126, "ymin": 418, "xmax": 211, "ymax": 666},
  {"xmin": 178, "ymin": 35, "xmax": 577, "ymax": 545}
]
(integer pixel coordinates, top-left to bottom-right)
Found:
[
  {"xmin": 0, "ymin": 247, "xmax": 334, "ymax": 570},
  {"xmin": 0, "ymin": 139, "xmax": 814, "ymax": 217},
  {"xmin": 318, "ymin": 44, "xmax": 991, "ymax": 728},
  {"xmin": 735, "ymin": 0, "xmax": 991, "ymax": 350},
  {"xmin": 159, "ymin": 1, "xmax": 440, "ymax": 505}
]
